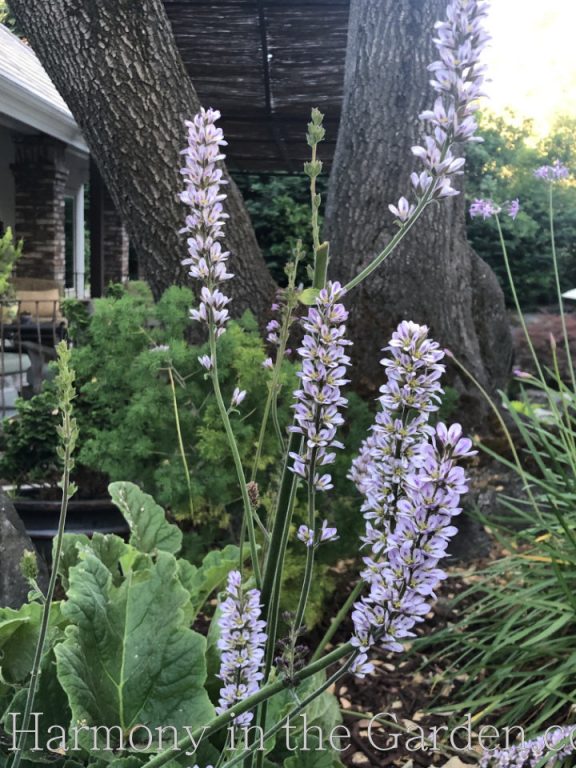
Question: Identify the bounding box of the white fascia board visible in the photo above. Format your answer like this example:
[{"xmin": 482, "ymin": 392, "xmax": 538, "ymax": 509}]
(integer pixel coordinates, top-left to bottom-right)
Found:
[{"xmin": 0, "ymin": 76, "xmax": 88, "ymax": 153}]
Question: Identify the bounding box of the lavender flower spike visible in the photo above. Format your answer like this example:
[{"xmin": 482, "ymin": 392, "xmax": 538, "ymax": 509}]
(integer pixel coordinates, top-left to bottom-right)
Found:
[
  {"xmin": 180, "ymin": 108, "xmax": 232, "ymax": 338},
  {"xmin": 349, "ymin": 322, "xmax": 475, "ymax": 677},
  {"xmin": 297, "ymin": 519, "xmax": 339, "ymax": 548},
  {"xmin": 289, "ymin": 281, "xmax": 352, "ymax": 492},
  {"xmin": 480, "ymin": 725, "xmax": 576, "ymax": 768},
  {"xmin": 534, "ymin": 160, "xmax": 570, "ymax": 182},
  {"xmin": 390, "ymin": 0, "xmax": 490, "ymax": 223},
  {"xmin": 216, "ymin": 570, "xmax": 267, "ymax": 726},
  {"xmin": 469, "ymin": 198, "xmax": 520, "ymax": 221}
]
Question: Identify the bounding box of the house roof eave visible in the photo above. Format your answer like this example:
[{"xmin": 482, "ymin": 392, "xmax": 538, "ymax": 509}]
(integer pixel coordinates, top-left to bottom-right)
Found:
[{"xmin": 0, "ymin": 76, "xmax": 88, "ymax": 153}]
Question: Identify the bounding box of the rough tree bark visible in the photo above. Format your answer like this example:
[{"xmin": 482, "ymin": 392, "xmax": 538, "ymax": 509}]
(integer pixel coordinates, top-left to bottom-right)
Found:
[
  {"xmin": 324, "ymin": 0, "xmax": 512, "ymax": 422},
  {"xmin": 9, "ymin": 0, "xmax": 276, "ymax": 314}
]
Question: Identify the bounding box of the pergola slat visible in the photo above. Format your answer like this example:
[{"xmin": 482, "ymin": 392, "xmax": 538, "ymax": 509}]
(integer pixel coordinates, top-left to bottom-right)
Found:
[{"xmin": 163, "ymin": 0, "xmax": 349, "ymax": 173}]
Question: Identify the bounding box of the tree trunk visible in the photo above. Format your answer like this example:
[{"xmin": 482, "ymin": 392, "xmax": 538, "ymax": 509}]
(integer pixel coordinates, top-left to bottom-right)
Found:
[
  {"xmin": 324, "ymin": 0, "xmax": 512, "ymax": 424},
  {"xmin": 9, "ymin": 0, "xmax": 276, "ymax": 314}
]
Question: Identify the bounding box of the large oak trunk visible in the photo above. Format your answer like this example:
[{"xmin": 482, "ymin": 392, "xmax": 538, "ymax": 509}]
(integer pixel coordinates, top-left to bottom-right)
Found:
[
  {"xmin": 10, "ymin": 0, "xmax": 276, "ymax": 314},
  {"xmin": 324, "ymin": 0, "xmax": 512, "ymax": 423}
]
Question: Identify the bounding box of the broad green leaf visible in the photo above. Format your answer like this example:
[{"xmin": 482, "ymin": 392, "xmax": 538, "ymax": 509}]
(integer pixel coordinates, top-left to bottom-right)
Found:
[
  {"xmin": 0, "ymin": 603, "xmax": 63, "ymax": 684},
  {"xmin": 178, "ymin": 544, "xmax": 244, "ymax": 622},
  {"xmin": 54, "ymin": 551, "xmax": 213, "ymax": 751},
  {"xmin": 109, "ymin": 482, "xmax": 182, "ymax": 555},
  {"xmin": 283, "ymin": 738, "xmax": 345, "ymax": 768},
  {"xmin": 57, "ymin": 533, "xmax": 130, "ymax": 589},
  {"xmin": 298, "ymin": 288, "xmax": 320, "ymax": 306},
  {"xmin": 3, "ymin": 644, "xmax": 71, "ymax": 758},
  {"xmin": 56, "ymin": 534, "xmax": 91, "ymax": 589}
]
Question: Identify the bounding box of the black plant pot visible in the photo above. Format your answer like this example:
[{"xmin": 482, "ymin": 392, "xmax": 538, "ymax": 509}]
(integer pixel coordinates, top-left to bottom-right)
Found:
[{"xmin": 13, "ymin": 495, "xmax": 130, "ymax": 562}]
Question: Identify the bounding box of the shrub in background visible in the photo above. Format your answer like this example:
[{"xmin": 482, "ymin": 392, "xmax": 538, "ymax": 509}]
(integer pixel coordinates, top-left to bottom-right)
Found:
[
  {"xmin": 466, "ymin": 111, "xmax": 576, "ymax": 309},
  {"xmin": 0, "ymin": 282, "xmax": 372, "ymax": 545}
]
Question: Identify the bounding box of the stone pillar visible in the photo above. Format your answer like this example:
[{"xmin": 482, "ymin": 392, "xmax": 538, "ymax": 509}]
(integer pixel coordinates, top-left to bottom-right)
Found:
[
  {"xmin": 11, "ymin": 135, "xmax": 69, "ymax": 284},
  {"xmin": 103, "ymin": 187, "xmax": 129, "ymax": 286}
]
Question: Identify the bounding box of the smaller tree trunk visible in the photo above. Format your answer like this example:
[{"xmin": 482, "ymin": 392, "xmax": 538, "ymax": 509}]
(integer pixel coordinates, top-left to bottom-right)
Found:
[{"xmin": 10, "ymin": 0, "xmax": 276, "ymax": 315}]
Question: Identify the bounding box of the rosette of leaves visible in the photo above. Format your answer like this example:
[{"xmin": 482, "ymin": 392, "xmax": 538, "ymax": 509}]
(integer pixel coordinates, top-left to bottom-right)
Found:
[
  {"xmin": 0, "ymin": 483, "xmax": 230, "ymax": 762},
  {"xmin": 0, "ymin": 482, "xmax": 343, "ymax": 768}
]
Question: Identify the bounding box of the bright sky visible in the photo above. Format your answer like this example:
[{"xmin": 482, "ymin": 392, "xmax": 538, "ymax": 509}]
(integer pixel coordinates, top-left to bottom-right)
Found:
[{"xmin": 482, "ymin": 1, "xmax": 576, "ymax": 134}]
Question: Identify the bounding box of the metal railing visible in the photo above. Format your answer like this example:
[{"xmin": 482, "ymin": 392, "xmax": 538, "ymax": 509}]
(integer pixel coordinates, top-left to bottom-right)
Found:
[{"xmin": 0, "ymin": 299, "xmax": 67, "ymax": 418}]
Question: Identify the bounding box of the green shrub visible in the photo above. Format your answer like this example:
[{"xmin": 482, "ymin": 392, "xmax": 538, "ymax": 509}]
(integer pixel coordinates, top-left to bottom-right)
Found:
[
  {"xmin": 0, "ymin": 283, "xmax": 372, "ymax": 546},
  {"xmin": 0, "ymin": 227, "xmax": 22, "ymax": 298}
]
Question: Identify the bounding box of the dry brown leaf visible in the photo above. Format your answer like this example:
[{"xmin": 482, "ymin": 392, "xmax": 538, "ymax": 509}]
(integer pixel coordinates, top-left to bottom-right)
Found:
[{"xmin": 438, "ymin": 757, "xmax": 474, "ymax": 768}]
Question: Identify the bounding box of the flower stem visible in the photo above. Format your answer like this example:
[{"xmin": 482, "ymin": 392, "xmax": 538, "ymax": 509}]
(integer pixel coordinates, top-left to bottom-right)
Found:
[
  {"xmin": 138, "ymin": 642, "xmax": 356, "ymax": 768},
  {"xmin": 495, "ymin": 214, "xmax": 546, "ymax": 385},
  {"xmin": 495, "ymin": 213, "xmax": 571, "ymax": 445},
  {"xmin": 167, "ymin": 366, "xmax": 194, "ymax": 518},
  {"xmin": 548, "ymin": 183, "xmax": 576, "ymax": 392},
  {"xmin": 344, "ymin": 174, "xmax": 436, "ymax": 292},
  {"xmin": 292, "ymin": 446, "xmax": 318, "ymax": 647},
  {"xmin": 448, "ymin": 351, "xmax": 544, "ymax": 525},
  {"xmin": 10, "ymin": 343, "xmax": 77, "ymax": 768},
  {"xmin": 209, "ymin": 326, "xmax": 261, "ymax": 587},
  {"xmin": 310, "ymin": 580, "xmax": 364, "ymax": 662}
]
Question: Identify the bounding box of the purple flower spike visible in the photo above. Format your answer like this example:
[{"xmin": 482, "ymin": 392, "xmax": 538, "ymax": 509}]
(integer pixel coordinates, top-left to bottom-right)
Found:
[
  {"xmin": 181, "ymin": 108, "xmax": 233, "ymax": 337},
  {"xmin": 480, "ymin": 725, "xmax": 576, "ymax": 768},
  {"xmin": 506, "ymin": 198, "xmax": 520, "ymax": 220},
  {"xmin": 289, "ymin": 281, "xmax": 352, "ymax": 492},
  {"xmin": 390, "ymin": 0, "xmax": 490, "ymax": 223},
  {"xmin": 296, "ymin": 520, "xmax": 339, "ymax": 548},
  {"xmin": 216, "ymin": 570, "xmax": 267, "ymax": 727},
  {"xmin": 349, "ymin": 322, "xmax": 475, "ymax": 677},
  {"xmin": 534, "ymin": 160, "xmax": 570, "ymax": 182},
  {"xmin": 198, "ymin": 354, "xmax": 213, "ymax": 371},
  {"xmin": 469, "ymin": 198, "xmax": 499, "ymax": 219}
]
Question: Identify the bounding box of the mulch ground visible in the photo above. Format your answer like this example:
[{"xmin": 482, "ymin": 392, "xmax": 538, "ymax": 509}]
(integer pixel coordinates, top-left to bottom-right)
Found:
[{"xmin": 324, "ymin": 567, "xmax": 483, "ymax": 768}]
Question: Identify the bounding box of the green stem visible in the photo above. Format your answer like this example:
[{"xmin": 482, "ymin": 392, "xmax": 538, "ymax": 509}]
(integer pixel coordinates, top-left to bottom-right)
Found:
[
  {"xmin": 313, "ymin": 242, "xmax": 329, "ymax": 290},
  {"xmin": 495, "ymin": 213, "xmax": 571, "ymax": 451},
  {"xmin": 222, "ymin": 656, "xmax": 355, "ymax": 768},
  {"xmin": 251, "ymin": 249, "xmax": 302, "ymax": 484},
  {"xmin": 448, "ymin": 352, "xmax": 544, "ymax": 525},
  {"xmin": 344, "ymin": 180, "xmax": 435, "ymax": 292},
  {"xmin": 292, "ymin": 450, "xmax": 318, "ymax": 638},
  {"xmin": 310, "ymin": 580, "xmax": 364, "ymax": 663},
  {"xmin": 167, "ymin": 367, "xmax": 194, "ymax": 518},
  {"xmin": 310, "ymin": 144, "xmax": 321, "ymax": 255},
  {"xmin": 254, "ymin": 462, "xmax": 299, "ymax": 762},
  {"xmin": 495, "ymin": 214, "xmax": 546, "ymax": 386},
  {"xmin": 548, "ymin": 183, "xmax": 576, "ymax": 392},
  {"xmin": 260, "ymin": 433, "xmax": 301, "ymax": 638},
  {"xmin": 139, "ymin": 642, "xmax": 355, "ymax": 768},
  {"xmin": 10, "ymin": 347, "xmax": 76, "ymax": 768},
  {"xmin": 209, "ymin": 326, "xmax": 261, "ymax": 587}
]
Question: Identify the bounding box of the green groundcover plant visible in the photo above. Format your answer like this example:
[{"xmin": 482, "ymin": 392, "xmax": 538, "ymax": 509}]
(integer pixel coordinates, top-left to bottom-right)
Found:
[{"xmin": 2, "ymin": 3, "xmax": 569, "ymax": 768}]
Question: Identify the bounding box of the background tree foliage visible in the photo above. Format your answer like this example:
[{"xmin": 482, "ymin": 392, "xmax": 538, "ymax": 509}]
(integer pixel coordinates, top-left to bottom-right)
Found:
[
  {"xmin": 465, "ymin": 111, "xmax": 576, "ymax": 309},
  {"xmin": 234, "ymin": 174, "xmax": 326, "ymax": 284}
]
